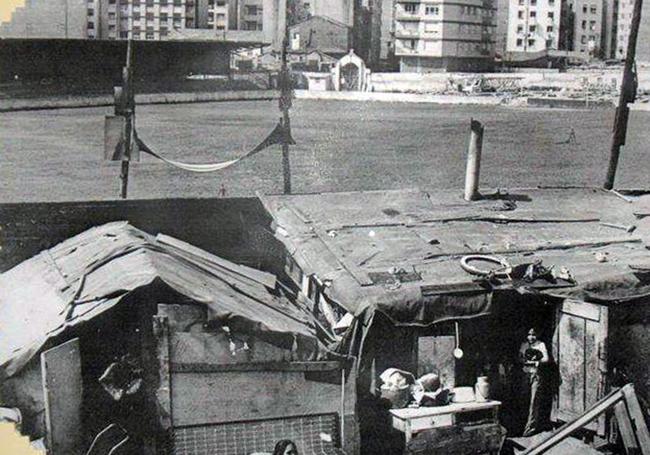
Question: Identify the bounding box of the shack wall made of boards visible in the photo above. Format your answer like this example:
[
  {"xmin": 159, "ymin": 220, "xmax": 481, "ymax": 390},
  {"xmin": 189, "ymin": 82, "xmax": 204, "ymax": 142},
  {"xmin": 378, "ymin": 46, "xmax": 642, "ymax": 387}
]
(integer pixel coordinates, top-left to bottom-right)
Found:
[{"xmin": 157, "ymin": 303, "xmax": 359, "ymax": 455}]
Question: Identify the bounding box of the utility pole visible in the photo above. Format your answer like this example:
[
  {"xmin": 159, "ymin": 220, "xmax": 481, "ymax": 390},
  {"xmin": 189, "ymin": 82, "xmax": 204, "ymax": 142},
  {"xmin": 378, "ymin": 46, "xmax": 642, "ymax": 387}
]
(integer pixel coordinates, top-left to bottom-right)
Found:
[
  {"xmin": 279, "ymin": 18, "xmax": 292, "ymax": 195},
  {"xmin": 604, "ymin": 0, "xmax": 643, "ymax": 190}
]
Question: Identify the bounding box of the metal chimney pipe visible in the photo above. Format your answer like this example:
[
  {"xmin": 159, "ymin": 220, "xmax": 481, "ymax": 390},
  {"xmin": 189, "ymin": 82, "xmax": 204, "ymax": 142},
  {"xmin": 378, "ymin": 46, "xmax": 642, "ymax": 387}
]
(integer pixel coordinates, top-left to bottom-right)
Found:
[{"xmin": 464, "ymin": 119, "xmax": 484, "ymax": 201}]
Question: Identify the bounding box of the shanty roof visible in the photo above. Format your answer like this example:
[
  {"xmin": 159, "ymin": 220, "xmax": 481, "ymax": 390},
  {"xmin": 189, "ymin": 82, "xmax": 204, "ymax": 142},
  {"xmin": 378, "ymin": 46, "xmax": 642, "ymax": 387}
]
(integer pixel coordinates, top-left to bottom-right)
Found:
[
  {"xmin": 0, "ymin": 222, "xmax": 328, "ymax": 377},
  {"xmin": 260, "ymin": 188, "xmax": 650, "ymax": 325}
]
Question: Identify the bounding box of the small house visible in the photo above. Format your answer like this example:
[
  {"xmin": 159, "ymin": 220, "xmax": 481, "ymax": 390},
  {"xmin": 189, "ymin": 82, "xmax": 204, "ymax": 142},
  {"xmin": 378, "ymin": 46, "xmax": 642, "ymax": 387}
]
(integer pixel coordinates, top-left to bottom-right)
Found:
[
  {"xmin": 259, "ymin": 187, "xmax": 650, "ymax": 452},
  {"xmin": 0, "ymin": 221, "xmax": 355, "ymax": 455}
]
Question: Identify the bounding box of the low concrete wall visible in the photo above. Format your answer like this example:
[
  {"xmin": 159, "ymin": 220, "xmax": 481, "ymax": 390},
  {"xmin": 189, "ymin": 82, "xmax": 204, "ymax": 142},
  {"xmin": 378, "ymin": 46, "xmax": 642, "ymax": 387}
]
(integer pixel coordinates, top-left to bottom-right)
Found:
[
  {"xmin": 368, "ymin": 67, "xmax": 650, "ymax": 94},
  {"xmin": 0, "ymin": 197, "xmax": 273, "ymax": 273},
  {"xmin": 0, "ymin": 90, "xmax": 278, "ymax": 112},
  {"xmin": 294, "ymin": 89, "xmax": 505, "ymax": 105}
]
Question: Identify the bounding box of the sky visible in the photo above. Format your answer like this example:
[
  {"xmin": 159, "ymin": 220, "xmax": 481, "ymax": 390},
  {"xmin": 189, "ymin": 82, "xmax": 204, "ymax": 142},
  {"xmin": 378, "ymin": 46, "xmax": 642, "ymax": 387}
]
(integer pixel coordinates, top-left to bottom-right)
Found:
[{"xmin": 0, "ymin": 0, "xmax": 23, "ymax": 22}]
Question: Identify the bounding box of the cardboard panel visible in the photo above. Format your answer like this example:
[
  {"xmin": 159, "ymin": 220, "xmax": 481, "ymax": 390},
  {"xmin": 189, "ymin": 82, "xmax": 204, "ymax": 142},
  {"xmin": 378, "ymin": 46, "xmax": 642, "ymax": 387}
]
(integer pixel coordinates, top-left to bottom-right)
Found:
[{"xmin": 41, "ymin": 338, "xmax": 83, "ymax": 455}]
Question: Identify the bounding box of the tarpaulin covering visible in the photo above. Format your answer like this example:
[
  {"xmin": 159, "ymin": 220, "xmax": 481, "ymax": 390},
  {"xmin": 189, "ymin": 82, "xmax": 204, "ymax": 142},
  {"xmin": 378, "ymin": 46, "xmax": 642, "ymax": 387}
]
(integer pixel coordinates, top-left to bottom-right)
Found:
[
  {"xmin": 0, "ymin": 222, "xmax": 328, "ymax": 378},
  {"xmin": 259, "ymin": 188, "xmax": 650, "ymax": 327}
]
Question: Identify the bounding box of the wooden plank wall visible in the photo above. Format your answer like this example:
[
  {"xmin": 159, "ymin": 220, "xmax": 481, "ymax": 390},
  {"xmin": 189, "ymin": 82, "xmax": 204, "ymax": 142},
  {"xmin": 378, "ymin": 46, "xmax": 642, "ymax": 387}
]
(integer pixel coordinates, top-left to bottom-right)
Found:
[{"xmin": 170, "ymin": 370, "xmax": 344, "ymax": 426}]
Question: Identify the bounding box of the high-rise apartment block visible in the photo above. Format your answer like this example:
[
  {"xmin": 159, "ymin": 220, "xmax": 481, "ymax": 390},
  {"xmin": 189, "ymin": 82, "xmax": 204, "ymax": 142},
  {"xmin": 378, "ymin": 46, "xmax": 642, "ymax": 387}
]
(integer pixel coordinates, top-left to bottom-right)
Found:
[
  {"xmin": 506, "ymin": 0, "xmax": 562, "ymax": 52},
  {"xmin": 0, "ymin": 0, "xmax": 285, "ymax": 43},
  {"xmin": 393, "ymin": 0, "xmax": 497, "ymax": 72}
]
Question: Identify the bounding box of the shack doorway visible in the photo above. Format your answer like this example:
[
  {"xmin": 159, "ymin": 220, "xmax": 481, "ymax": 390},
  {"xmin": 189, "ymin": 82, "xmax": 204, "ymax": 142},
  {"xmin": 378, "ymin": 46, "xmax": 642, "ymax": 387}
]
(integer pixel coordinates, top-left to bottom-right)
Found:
[{"xmin": 355, "ymin": 292, "xmax": 557, "ymax": 454}]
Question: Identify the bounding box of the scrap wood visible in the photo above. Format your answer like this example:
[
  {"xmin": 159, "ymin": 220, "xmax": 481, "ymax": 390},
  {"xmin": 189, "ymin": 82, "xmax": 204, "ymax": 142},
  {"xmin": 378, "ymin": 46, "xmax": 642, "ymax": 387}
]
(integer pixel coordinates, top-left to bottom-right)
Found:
[
  {"xmin": 423, "ymin": 237, "xmax": 642, "ymax": 260},
  {"xmin": 521, "ymin": 384, "xmax": 650, "ymax": 455},
  {"xmin": 509, "ymin": 432, "xmax": 600, "ymax": 455}
]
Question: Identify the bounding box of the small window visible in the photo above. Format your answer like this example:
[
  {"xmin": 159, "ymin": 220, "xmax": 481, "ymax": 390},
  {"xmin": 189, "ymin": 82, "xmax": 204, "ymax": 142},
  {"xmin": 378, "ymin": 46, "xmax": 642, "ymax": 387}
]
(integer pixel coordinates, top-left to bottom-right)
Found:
[
  {"xmin": 530, "ymin": 0, "xmax": 537, "ymax": 5},
  {"xmin": 518, "ymin": 10, "xmax": 524, "ymax": 18},
  {"xmin": 530, "ymin": 10, "xmax": 536, "ymax": 17},
  {"xmin": 87, "ymin": 21, "xmax": 95, "ymax": 29},
  {"xmin": 547, "ymin": 25, "xmax": 553, "ymax": 32},
  {"xmin": 590, "ymin": 4, "xmax": 597, "ymax": 13},
  {"xmin": 528, "ymin": 38, "xmax": 535, "ymax": 46},
  {"xmin": 548, "ymin": 11, "xmax": 554, "ymax": 18},
  {"xmin": 404, "ymin": 4, "xmax": 417, "ymax": 13},
  {"xmin": 516, "ymin": 38, "xmax": 523, "ymax": 46},
  {"xmin": 530, "ymin": 25, "xmax": 536, "ymax": 32},
  {"xmin": 425, "ymin": 6, "xmax": 439, "ymax": 15},
  {"xmin": 87, "ymin": 8, "xmax": 94, "ymax": 16},
  {"xmin": 581, "ymin": 35, "xmax": 587, "ymax": 44},
  {"xmin": 517, "ymin": 24, "xmax": 524, "ymax": 32}
]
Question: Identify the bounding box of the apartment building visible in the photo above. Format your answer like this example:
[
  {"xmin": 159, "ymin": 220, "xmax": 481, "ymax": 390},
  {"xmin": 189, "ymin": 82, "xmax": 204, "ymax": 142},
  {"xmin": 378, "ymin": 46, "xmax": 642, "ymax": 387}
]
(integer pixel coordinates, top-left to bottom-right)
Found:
[
  {"xmin": 0, "ymin": 0, "xmax": 88, "ymax": 39},
  {"xmin": 394, "ymin": 0, "xmax": 497, "ymax": 72},
  {"xmin": 506, "ymin": 0, "xmax": 562, "ymax": 53},
  {"xmin": 570, "ymin": 0, "xmax": 605, "ymax": 57},
  {"xmin": 1, "ymin": 0, "xmax": 285, "ymax": 43}
]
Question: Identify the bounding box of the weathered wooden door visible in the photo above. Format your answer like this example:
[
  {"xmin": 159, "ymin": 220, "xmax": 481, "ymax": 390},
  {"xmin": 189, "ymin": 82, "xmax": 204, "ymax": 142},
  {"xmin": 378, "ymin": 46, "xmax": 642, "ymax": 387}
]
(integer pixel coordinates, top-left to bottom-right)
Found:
[
  {"xmin": 41, "ymin": 338, "xmax": 84, "ymax": 455},
  {"xmin": 552, "ymin": 300, "xmax": 608, "ymax": 434}
]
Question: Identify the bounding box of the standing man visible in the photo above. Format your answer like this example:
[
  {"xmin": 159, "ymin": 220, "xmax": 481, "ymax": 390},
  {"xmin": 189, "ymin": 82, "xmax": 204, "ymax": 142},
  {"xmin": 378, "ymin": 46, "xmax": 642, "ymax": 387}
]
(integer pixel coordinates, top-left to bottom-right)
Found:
[{"xmin": 519, "ymin": 327, "xmax": 549, "ymax": 436}]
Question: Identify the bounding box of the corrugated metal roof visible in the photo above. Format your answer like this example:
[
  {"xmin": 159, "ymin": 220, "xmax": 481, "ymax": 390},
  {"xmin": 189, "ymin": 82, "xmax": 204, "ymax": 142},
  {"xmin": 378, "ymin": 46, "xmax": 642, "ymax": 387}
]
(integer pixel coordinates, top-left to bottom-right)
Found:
[
  {"xmin": 0, "ymin": 222, "xmax": 325, "ymax": 377},
  {"xmin": 260, "ymin": 188, "xmax": 650, "ymax": 319}
]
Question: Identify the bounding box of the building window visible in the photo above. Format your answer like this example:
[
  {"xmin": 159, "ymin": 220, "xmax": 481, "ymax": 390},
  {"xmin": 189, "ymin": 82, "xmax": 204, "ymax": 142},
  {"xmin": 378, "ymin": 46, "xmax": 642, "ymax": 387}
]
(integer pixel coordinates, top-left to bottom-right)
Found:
[
  {"xmin": 109, "ymin": 24, "xmax": 116, "ymax": 30},
  {"xmin": 528, "ymin": 38, "xmax": 535, "ymax": 46},
  {"xmin": 146, "ymin": 12, "xmax": 154, "ymax": 20},
  {"xmin": 87, "ymin": 8, "xmax": 94, "ymax": 16},
  {"xmin": 590, "ymin": 4, "xmax": 597, "ymax": 13},
  {"xmin": 530, "ymin": 24, "xmax": 536, "ymax": 31},
  {"xmin": 161, "ymin": 13, "xmax": 168, "ymax": 21},
  {"xmin": 518, "ymin": 10, "xmax": 524, "ymax": 18},
  {"xmin": 583, "ymin": 5, "xmax": 588, "ymax": 13},
  {"xmin": 530, "ymin": 10, "xmax": 536, "ymax": 17},
  {"xmin": 547, "ymin": 25, "xmax": 553, "ymax": 32},
  {"xmin": 518, "ymin": 0, "xmax": 524, "ymax": 4},
  {"xmin": 87, "ymin": 21, "xmax": 95, "ymax": 29},
  {"xmin": 517, "ymin": 24, "xmax": 524, "ymax": 32},
  {"xmin": 581, "ymin": 20, "xmax": 587, "ymax": 29},
  {"xmin": 404, "ymin": 4, "xmax": 417, "ymax": 13},
  {"xmin": 409, "ymin": 39, "xmax": 416, "ymax": 49},
  {"xmin": 109, "ymin": 0, "xmax": 116, "ymax": 3},
  {"xmin": 546, "ymin": 38, "xmax": 553, "ymax": 47},
  {"xmin": 548, "ymin": 11, "xmax": 554, "ymax": 18},
  {"xmin": 581, "ymin": 35, "xmax": 587, "ymax": 44},
  {"xmin": 530, "ymin": 0, "xmax": 537, "ymax": 5},
  {"xmin": 120, "ymin": 31, "xmax": 128, "ymax": 38},
  {"xmin": 108, "ymin": 12, "xmax": 116, "ymax": 19},
  {"xmin": 549, "ymin": 0, "xmax": 554, "ymax": 4},
  {"xmin": 425, "ymin": 6, "xmax": 439, "ymax": 15},
  {"xmin": 146, "ymin": 32, "xmax": 155, "ymax": 39},
  {"xmin": 516, "ymin": 38, "xmax": 523, "ymax": 46}
]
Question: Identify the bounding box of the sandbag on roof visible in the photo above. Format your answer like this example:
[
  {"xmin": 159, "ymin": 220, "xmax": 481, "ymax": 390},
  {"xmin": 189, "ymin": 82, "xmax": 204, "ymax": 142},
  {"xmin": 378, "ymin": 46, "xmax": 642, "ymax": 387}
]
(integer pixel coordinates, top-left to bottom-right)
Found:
[{"xmin": 0, "ymin": 221, "xmax": 329, "ymax": 378}]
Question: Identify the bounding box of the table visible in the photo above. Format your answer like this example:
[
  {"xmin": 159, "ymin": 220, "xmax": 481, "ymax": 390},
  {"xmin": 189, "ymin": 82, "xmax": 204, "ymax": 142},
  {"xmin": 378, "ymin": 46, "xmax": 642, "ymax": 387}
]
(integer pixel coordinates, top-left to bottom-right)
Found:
[{"xmin": 390, "ymin": 400, "xmax": 505, "ymax": 454}]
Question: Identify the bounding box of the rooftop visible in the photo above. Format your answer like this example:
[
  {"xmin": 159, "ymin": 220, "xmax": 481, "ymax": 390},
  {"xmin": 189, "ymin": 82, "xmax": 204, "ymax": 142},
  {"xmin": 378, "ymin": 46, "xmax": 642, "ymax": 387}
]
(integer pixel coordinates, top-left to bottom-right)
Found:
[{"xmin": 260, "ymin": 187, "xmax": 650, "ymax": 320}]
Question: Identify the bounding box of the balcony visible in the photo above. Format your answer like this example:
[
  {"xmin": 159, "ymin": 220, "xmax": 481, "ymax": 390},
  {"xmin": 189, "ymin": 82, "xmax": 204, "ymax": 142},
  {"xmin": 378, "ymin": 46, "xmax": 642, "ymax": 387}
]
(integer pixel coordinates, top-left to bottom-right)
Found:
[
  {"xmin": 396, "ymin": 12, "xmax": 422, "ymax": 21},
  {"xmin": 394, "ymin": 29, "xmax": 421, "ymax": 39}
]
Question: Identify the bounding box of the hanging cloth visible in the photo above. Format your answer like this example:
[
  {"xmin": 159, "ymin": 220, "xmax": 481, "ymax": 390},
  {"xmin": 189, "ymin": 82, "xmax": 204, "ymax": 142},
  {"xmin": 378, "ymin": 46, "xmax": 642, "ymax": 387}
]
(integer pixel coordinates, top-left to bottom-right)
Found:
[{"xmin": 134, "ymin": 121, "xmax": 295, "ymax": 173}]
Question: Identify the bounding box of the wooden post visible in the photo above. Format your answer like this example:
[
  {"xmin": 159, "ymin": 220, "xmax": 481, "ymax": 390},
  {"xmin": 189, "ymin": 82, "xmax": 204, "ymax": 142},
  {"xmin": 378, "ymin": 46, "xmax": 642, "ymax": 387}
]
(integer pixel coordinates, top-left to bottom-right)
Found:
[
  {"xmin": 464, "ymin": 119, "xmax": 484, "ymax": 201},
  {"xmin": 153, "ymin": 315, "xmax": 172, "ymax": 431},
  {"xmin": 120, "ymin": 39, "xmax": 134, "ymax": 199},
  {"xmin": 604, "ymin": 0, "xmax": 643, "ymax": 190},
  {"xmin": 280, "ymin": 17, "xmax": 292, "ymax": 195}
]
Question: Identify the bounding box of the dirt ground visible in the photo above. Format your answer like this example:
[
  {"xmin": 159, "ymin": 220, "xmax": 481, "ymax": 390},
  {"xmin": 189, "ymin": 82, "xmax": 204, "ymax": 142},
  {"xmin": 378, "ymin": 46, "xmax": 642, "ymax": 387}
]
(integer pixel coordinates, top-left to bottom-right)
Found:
[{"xmin": 0, "ymin": 99, "xmax": 648, "ymax": 203}]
